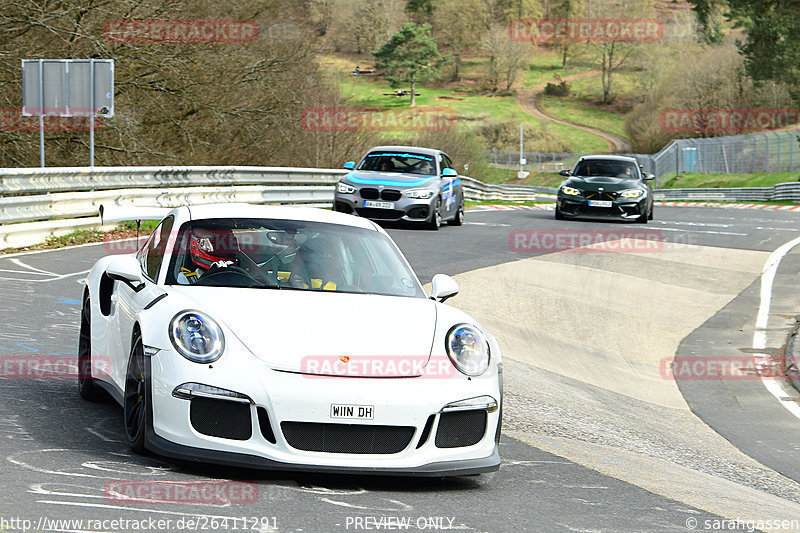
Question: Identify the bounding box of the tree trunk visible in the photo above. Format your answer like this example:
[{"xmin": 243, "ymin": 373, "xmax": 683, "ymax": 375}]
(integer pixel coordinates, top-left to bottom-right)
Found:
[
  {"xmin": 561, "ymin": 45, "xmax": 568, "ymax": 68},
  {"xmin": 410, "ymin": 77, "xmax": 416, "ymax": 107},
  {"xmin": 602, "ymin": 43, "xmax": 615, "ymax": 104}
]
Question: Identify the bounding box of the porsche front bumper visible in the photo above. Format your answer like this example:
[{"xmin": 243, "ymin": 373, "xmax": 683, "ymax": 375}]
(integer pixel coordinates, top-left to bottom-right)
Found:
[{"xmin": 146, "ymin": 348, "xmax": 502, "ymax": 476}]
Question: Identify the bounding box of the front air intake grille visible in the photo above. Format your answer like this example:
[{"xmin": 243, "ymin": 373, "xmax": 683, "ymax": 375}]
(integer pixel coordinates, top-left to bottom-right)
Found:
[
  {"xmin": 435, "ymin": 410, "xmax": 487, "ymax": 448},
  {"xmin": 354, "ymin": 208, "xmax": 405, "ymax": 220},
  {"xmin": 190, "ymin": 397, "xmax": 252, "ymax": 440},
  {"xmin": 381, "ymin": 190, "xmax": 402, "ymax": 201},
  {"xmin": 281, "ymin": 422, "xmax": 415, "ymax": 454},
  {"xmin": 360, "ymin": 188, "xmax": 380, "ymax": 200}
]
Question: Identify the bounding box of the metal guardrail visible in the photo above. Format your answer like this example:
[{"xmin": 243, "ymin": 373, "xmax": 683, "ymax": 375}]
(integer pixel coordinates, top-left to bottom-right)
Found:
[
  {"xmin": 653, "ymin": 182, "xmax": 800, "ymax": 202},
  {"xmin": 0, "ymin": 164, "xmax": 797, "ymax": 249}
]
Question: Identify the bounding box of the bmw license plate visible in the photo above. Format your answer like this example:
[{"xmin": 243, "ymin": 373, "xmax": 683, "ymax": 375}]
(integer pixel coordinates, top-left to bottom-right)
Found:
[
  {"xmin": 331, "ymin": 404, "xmax": 374, "ymax": 420},
  {"xmin": 364, "ymin": 200, "xmax": 393, "ymax": 209},
  {"xmin": 588, "ymin": 200, "xmax": 613, "ymax": 207}
]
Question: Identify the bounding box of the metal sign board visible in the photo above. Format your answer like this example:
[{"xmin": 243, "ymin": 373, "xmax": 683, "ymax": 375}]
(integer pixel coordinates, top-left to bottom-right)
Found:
[{"xmin": 22, "ymin": 59, "xmax": 114, "ymax": 117}]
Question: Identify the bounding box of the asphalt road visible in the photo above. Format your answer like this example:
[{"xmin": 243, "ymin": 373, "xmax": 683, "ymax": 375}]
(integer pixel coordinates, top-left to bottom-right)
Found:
[{"xmin": 0, "ymin": 205, "xmax": 799, "ymax": 533}]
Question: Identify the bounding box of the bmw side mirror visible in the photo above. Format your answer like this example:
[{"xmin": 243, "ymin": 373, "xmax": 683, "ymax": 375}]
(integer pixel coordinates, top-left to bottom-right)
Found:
[
  {"xmin": 343, "ymin": 161, "xmax": 355, "ymax": 170},
  {"xmin": 643, "ymin": 173, "xmax": 655, "ymax": 181},
  {"xmin": 430, "ymin": 274, "xmax": 459, "ymax": 303},
  {"xmin": 559, "ymin": 169, "xmax": 571, "ymax": 176},
  {"xmin": 106, "ymin": 255, "xmax": 146, "ymax": 292},
  {"xmin": 442, "ymin": 168, "xmax": 457, "ymax": 177}
]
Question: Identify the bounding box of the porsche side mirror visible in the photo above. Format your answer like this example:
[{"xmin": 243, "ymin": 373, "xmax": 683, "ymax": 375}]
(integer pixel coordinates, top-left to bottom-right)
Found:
[
  {"xmin": 106, "ymin": 255, "xmax": 146, "ymax": 292},
  {"xmin": 442, "ymin": 168, "xmax": 458, "ymax": 177},
  {"xmin": 343, "ymin": 161, "xmax": 355, "ymax": 170},
  {"xmin": 559, "ymin": 169, "xmax": 571, "ymax": 176},
  {"xmin": 430, "ymin": 274, "xmax": 459, "ymax": 303},
  {"xmin": 643, "ymin": 173, "xmax": 655, "ymax": 181}
]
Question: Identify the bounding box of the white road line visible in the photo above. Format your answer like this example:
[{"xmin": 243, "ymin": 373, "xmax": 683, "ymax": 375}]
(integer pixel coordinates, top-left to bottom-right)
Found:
[
  {"xmin": 10, "ymin": 258, "xmax": 59, "ymax": 275},
  {"xmin": 653, "ymin": 227, "xmax": 748, "ymax": 236},
  {"xmin": 754, "ymin": 235, "xmax": 800, "ymax": 420}
]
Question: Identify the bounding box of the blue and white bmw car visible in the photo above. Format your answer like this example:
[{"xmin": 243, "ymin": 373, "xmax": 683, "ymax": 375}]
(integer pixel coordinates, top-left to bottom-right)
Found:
[
  {"xmin": 79, "ymin": 204, "xmax": 501, "ymax": 476},
  {"xmin": 333, "ymin": 146, "xmax": 465, "ymax": 230}
]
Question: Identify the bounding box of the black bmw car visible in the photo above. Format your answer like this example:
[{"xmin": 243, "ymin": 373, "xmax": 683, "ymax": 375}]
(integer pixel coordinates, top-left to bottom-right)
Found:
[{"xmin": 555, "ymin": 155, "xmax": 655, "ymax": 223}]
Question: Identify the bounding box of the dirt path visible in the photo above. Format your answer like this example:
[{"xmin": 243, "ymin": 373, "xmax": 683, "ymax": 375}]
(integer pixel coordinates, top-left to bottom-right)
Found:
[{"xmin": 518, "ymin": 70, "xmax": 632, "ymax": 153}]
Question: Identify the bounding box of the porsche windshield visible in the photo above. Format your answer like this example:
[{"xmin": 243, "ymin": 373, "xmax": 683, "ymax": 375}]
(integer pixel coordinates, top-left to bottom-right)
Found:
[
  {"xmin": 357, "ymin": 151, "xmax": 436, "ymax": 175},
  {"xmin": 165, "ymin": 219, "xmax": 424, "ymax": 297}
]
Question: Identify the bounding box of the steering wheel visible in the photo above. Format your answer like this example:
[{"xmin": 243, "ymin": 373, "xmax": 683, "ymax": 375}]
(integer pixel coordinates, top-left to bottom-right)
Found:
[{"xmin": 194, "ymin": 264, "xmax": 260, "ymax": 287}]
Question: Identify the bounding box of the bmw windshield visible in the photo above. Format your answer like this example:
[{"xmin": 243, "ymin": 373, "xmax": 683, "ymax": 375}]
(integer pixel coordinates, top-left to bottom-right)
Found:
[{"xmin": 357, "ymin": 151, "xmax": 436, "ymax": 175}]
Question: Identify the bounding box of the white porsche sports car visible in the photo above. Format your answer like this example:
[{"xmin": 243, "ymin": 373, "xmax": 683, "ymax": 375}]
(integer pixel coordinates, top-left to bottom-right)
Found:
[{"xmin": 79, "ymin": 204, "xmax": 502, "ymax": 475}]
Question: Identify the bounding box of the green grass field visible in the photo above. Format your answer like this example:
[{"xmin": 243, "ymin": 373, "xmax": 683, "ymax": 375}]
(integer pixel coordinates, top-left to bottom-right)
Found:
[
  {"xmin": 660, "ymin": 172, "xmax": 799, "ymax": 189},
  {"xmin": 326, "ymin": 51, "xmax": 612, "ymax": 153}
]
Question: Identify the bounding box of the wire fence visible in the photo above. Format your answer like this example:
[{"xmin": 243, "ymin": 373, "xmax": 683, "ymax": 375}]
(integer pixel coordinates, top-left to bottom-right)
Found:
[{"xmin": 488, "ymin": 129, "xmax": 800, "ymax": 185}]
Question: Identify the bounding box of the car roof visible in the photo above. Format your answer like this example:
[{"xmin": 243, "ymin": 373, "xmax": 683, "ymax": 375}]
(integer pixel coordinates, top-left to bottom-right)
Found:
[
  {"xmin": 366, "ymin": 145, "xmax": 442, "ymax": 157},
  {"xmin": 578, "ymin": 155, "xmax": 639, "ymax": 163},
  {"xmin": 175, "ymin": 203, "xmax": 379, "ymax": 231}
]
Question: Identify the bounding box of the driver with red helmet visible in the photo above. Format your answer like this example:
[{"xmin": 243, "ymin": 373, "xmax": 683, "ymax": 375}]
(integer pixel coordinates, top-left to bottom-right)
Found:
[{"xmin": 179, "ymin": 227, "xmax": 240, "ymax": 284}]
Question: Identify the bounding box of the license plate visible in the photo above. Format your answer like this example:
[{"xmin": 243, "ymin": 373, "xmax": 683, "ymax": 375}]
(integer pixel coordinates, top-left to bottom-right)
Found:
[
  {"xmin": 330, "ymin": 404, "xmax": 374, "ymax": 420},
  {"xmin": 364, "ymin": 200, "xmax": 393, "ymax": 209},
  {"xmin": 588, "ymin": 200, "xmax": 613, "ymax": 207}
]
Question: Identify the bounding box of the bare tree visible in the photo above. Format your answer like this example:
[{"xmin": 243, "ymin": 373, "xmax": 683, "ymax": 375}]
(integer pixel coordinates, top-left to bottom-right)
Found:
[{"xmin": 480, "ymin": 24, "xmax": 533, "ymax": 92}]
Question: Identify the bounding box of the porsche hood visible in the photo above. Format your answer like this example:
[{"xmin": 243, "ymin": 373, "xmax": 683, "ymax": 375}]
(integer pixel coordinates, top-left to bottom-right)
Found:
[{"xmin": 166, "ymin": 287, "xmax": 438, "ymax": 376}]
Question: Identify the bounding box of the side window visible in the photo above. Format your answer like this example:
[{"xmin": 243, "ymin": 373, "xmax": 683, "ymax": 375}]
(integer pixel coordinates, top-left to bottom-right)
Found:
[
  {"xmin": 141, "ymin": 216, "xmax": 174, "ymax": 282},
  {"xmin": 442, "ymin": 154, "xmax": 454, "ymax": 171}
]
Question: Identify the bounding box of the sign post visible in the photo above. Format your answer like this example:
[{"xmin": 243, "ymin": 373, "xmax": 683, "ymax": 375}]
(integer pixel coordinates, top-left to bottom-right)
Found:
[{"xmin": 22, "ymin": 59, "xmax": 114, "ymax": 167}]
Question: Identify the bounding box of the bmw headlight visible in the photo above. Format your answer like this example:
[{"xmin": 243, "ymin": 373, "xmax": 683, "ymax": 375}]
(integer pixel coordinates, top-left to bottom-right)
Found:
[
  {"xmin": 620, "ymin": 189, "xmax": 644, "ymax": 198},
  {"xmin": 337, "ymin": 182, "xmax": 356, "ymax": 194},
  {"xmin": 169, "ymin": 311, "xmax": 225, "ymax": 363},
  {"xmin": 406, "ymin": 189, "xmax": 435, "ymax": 199},
  {"xmin": 445, "ymin": 324, "xmax": 490, "ymax": 376},
  {"xmin": 561, "ymin": 186, "xmax": 581, "ymax": 196}
]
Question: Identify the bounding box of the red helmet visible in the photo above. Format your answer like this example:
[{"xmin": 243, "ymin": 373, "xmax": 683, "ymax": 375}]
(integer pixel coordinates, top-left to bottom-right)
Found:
[{"xmin": 189, "ymin": 228, "xmax": 239, "ymax": 270}]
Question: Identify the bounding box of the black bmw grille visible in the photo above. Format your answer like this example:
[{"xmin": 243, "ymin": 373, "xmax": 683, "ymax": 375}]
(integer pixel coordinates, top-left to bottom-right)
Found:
[
  {"xmin": 360, "ymin": 188, "xmax": 380, "ymax": 200},
  {"xmin": 281, "ymin": 422, "xmax": 415, "ymax": 454},
  {"xmin": 435, "ymin": 410, "xmax": 487, "ymax": 448},
  {"xmin": 381, "ymin": 189, "xmax": 402, "ymax": 201},
  {"xmin": 583, "ymin": 191, "xmax": 619, "ymax": 200},
  {"xmin": 190, "ymin": 397, "xmax": 252, "ymax": 440}
]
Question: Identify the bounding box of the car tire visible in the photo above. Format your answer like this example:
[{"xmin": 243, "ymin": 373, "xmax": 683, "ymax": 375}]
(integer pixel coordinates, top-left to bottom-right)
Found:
[
  {"xmin": 554, "ymin": 205, "xmax": 565, "ymax": 220},
  {"xmin": 637, "ymin": 210, "xmax": 648, "ymax": 223},
  {"xmin": 124, "ymin": 331, "xmax": 149, "ymax": 453},
  {"xmin": 447, "ymin": 201, "xmax": 464, "ymax": 226},
  {"xmin": 78, "ymin": 295, "xmax": 102, "ymax": 401},
  {"xmin": 648, "ymin": 205, "xmax": 654, "ymax": 220},
  {"xmin": 426, "ymin": 200, "xmax": 441, "ymax": 231}
]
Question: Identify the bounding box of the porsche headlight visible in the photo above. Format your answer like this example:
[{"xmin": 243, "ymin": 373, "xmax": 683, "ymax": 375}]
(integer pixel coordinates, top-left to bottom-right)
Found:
[
  {"xmin": 406, "ymin": 188, "xmax": 435, "ymax": 199},
  {"xmin": 337, "ymin": 182, "xmax": 356, "ymax": 194},
  {"xmin": 620, "ymin": 189, "xmax": 644, "ymax": 198},
  {"xmin": 561, "ymin": 186, "xmax": 581, "ymax": 196},
  {"xmin": 169, "ymin": 311, "xmax": 224, "ymax": 363},
  {"xmin": 446, "ymin": 324, "xmax": 490, "ymax": 376}
]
